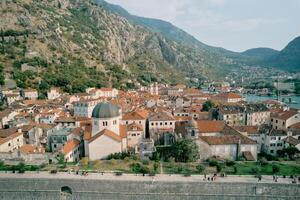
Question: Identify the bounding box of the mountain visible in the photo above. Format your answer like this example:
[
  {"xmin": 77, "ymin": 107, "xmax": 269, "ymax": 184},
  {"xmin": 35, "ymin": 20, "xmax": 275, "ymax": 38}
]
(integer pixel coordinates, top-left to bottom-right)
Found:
[
  {"xmin": 242, "ymin": 48, "xmax": 279, "ymax": 60},
  {"xmin": 261, "ymin": 37, "xmax": 300, "ymax": 72},
  {"xmin": 0, "ymin": 0, "xmax": 253, "ymax": 94},
  {"xmin": 96, "ymin": 0, "xmax": 250, "ymax": 63},
  {"xmin": 0, "ymin": 0, "xmax": 299, "ymax": 94}
]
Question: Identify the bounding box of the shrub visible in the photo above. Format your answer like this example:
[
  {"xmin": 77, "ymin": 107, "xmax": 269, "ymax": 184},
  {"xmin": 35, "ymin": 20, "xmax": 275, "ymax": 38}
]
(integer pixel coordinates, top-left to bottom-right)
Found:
[
  {"xmin": 225, "ymin": 160, "xmax": 235, "ymax": 167},
  {"xmin": 196, "ymin": 164, "xmax": 205, "ymax": 173},
  {"xmin": 233, "ymin": 166, "xmax": 237, "ymax": 174},
  {"xmin": 142, "ymin": 159, "xmax": 149, "ymax": 165},
  {"xmin": 208, "ymin": 159, "xmax": 218, "ymax": 167},
  {"xmin": 259, "ymin": 157, "xmax": 268, "ymax": 166},
  {"xmin": 153, "ymin": 162, "xmax": 159, "ymax": 173},
  {"xmin": 251, "ymin": 167, "xmax": 260, "ymax": 175},
  {"xmin": 272, "ymin": 164, "xmax": 280, "ymax": 174},
  {"xmin": 107, "ymin": 152, "xmax": 130, "ymax": 160},
  {"xmin": 130, "ymin": 163, "xmax": 142, "ymax": 173},
  {"xmin": 216, "ymin": 164, "xmax": 222, "ymax": 173}
]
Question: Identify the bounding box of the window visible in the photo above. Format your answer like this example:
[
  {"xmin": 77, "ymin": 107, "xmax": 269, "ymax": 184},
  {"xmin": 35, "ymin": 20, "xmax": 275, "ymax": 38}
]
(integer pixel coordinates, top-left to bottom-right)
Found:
[
  {"xmin": 276, "ymin": 120, "xmax": 278, "ymax": 123},
  {"xmin": 282, "ymin": 122, "xmax": 285, "ymax": 126},
  {"xmin": 270, "ymin": 143, "xmax": 275, "ymax": 147},
  {"xmin": 191, "ymin": 130, "xmax": 195, "ymax": 137},
  {"xmin": 165, "ymin": 122, "xmax": 167, "ymax": 125},
  {"xmin": 271, "ymin": 137, "xmax": 276, "ymax": 140},
  {"xmin": 8, "ymin": 143, "xmax": 11, "ymax": 147},
  {"xmin": 160, "ymin": 122, "xmax": 163, "ymax": 126},
  {"xmin": 170, "ymin": 122, "xmax": 173, "ymax": 125},
  {"xmin": 270, "ymin": 150, "xmax": 274, "ymax": 153},
  {"xmin": 277, "ymin": 143, "xmax": 282, "ymax": 147},
  {"xmin": 151, "ymin": 123, "xmax": 154, "ymax": 126}
]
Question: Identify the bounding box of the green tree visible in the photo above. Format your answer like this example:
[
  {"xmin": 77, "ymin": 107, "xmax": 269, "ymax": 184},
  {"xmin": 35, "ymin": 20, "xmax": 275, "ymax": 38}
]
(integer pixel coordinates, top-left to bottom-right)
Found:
[
  {"xmin": 202, "ymin": 100, "xmax": 215, "ymax": 111},
  {"xmin": 0, "ymin": 64, "xmax": 5, "ymax": 85},
  {"xmin": 171, "ymin": 139, "xmax": 199, "ymax": 163},
  {"xmin": 196, "ymin": 164, "xmax": 205, "ymax": 173},
  {"xmin": 272, "ymin": 164, "xmax": 280, "ymax": 174},
  {"xmin": 283, "ymin": 146, "xmax": 299, "ymax": 159}
]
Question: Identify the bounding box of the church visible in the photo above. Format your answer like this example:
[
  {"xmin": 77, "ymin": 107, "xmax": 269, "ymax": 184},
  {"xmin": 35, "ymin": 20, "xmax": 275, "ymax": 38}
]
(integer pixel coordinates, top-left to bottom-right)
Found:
[{"xmin": 84, "ymin": 103, "xmax": 127, "ymax": 160}]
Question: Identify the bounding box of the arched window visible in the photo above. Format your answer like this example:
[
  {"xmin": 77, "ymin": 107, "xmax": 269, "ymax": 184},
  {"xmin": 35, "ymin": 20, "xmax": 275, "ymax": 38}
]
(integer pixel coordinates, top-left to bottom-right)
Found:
[{"xmin": 61, "ymin": 186, "xmax": 72, "ymax": 195}]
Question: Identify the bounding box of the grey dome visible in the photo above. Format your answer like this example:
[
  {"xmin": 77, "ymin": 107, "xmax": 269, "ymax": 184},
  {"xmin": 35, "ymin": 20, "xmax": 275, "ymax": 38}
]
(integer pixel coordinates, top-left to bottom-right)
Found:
[{"xmin": 92, "ymin": 103, "xmax": 120, "ymax": 118}]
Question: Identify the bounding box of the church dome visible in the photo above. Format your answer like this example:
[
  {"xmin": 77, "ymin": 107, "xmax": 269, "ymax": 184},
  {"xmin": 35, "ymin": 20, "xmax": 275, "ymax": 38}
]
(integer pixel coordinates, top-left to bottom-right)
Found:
[{"xmin": 92, "ymin": 103, "xmax": 120, "ymax": 118}]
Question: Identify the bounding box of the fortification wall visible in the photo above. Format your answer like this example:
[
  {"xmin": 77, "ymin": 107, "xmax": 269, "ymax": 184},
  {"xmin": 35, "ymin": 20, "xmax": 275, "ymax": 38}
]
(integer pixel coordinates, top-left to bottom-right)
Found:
[{"xmin": 0, "ymin": 178, "xmax": 299, "ymax": 200}]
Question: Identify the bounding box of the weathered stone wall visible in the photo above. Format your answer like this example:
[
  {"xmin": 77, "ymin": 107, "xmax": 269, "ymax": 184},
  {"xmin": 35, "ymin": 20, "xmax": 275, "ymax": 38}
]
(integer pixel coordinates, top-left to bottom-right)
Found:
[{"xmin": 0, "ymin": 178, "xmax": 299, "ymax": 200}]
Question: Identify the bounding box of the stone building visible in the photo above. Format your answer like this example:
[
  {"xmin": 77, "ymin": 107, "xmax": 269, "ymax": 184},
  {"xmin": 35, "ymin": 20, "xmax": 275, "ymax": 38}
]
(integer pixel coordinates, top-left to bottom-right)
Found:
[{"xmin": 84, "ymin": 103, "xmax": 127, "ymax": 160}]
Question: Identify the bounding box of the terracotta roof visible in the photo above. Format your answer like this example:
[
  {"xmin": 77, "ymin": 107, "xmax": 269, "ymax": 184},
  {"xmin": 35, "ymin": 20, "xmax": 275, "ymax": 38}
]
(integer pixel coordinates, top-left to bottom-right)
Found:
[
  {"xmin": 136, "ymin": 109, "xmax": 149, "ymax": 118},
  {"xmin": 200, "ymin": 135, "xmax": 241, "ymax": 145},
  {"xmin": 126, "ymin": 122, "xmax": 143, "ymax": 132},
  {"xmin": 122, "ymin": 111, "xmax": 146, "ymax": 120},
  {"xmin": 200, "ymin": 134, "xmax": 256, "ymax": 145},
  {"xmin": 234, "ymin": 126, "xmax": 260, "ymax": 135},
  {"xmin": 283, "ymin": 136, "xmax": 300, "ymax": 146},
  {"xmin": 0, "ymin": 128, "xmax": 18, "ymax": 138},
  {"xmin": 216, "ymin": 92, "xmax": 243, "ymax": 99},
  {"xmin": 196, "ymin": 120, "xmax": 226, "ymax": 133},
  {"xmin": 289, "ymin": 122, "xmax": 300, "ymax": 130},
  {"xmin": 243, "ymin": 151, "xmax": 255, "ymax": 161},
  {"xmin": 61, "ymin": 139, "xmax": 80, "ymax": 155},
  {"xmin": 20, "ymin": 144, "xmax": 44, "ymax": 154},
  {"xmin": 119, "ymin": 124, "xmax": 127, "ymax": 138},
  {"xmin": 0, "ymin": 131, "xmax": 23, "ymax": 145},
  {"xmin": 271, "ymin": 109, "xmax": 299, "ymax": 120},
  {"xmin": 89, "ymin": 129, "xmax": 122, "ymax": 143},
  {"xmin": 148, "ymin": 111, "xmax": 175, "ymax": 121}
]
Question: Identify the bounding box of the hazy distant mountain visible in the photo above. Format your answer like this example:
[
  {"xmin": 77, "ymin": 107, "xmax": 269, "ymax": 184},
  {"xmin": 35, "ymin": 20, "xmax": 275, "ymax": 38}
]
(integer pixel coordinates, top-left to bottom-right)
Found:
[
  {"xmin": 262, "ymin": 37, "xmax": 300, "ymax": 71},
  {"xmin": 242, "ymin": 48, "xmax": 279, "ymax": 60}
]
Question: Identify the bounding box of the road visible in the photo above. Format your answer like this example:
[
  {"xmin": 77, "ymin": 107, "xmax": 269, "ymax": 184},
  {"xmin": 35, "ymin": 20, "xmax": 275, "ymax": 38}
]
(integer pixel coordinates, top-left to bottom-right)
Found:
[{"xmin": 0, "ymin": 171, "xmax": 298, "ymax": 184}]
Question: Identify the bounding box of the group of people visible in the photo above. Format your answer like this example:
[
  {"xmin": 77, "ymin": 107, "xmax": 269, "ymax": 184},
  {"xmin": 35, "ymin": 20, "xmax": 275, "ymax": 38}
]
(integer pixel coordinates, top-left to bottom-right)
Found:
[{"xmin": 203, "ymin": 173, "xmax": 221, "ymax": 181}]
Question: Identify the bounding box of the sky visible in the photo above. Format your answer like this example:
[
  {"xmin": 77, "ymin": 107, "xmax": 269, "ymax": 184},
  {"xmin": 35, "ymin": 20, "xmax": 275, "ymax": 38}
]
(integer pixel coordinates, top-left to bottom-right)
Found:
[{"xmin": 106, "ymin": 0, "xmax": 300, "ymax": 52}]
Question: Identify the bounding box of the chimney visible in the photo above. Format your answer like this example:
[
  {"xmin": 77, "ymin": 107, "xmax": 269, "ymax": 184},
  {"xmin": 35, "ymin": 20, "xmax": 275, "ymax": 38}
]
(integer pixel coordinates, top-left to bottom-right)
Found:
[{"xmin": 17, "ymin": 128, "xmax": 22, "ymax": 133}]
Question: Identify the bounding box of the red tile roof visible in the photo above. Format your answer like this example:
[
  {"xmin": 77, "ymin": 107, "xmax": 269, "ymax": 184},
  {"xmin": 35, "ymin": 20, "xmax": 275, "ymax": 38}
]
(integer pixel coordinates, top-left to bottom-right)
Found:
[
  {"xmin": 199, "ymin": 135, "xmax": 255, "ymax": 145},
  {"xmin": 271, "ymin": 109, "xmax": 299, "ymax": 120},
  {"xmin": 196, "ymin": 120, "xmax": 226, "ymax": 133},
  {"xmin": 89, "ymin": 129, "xmax": 122, "ymax": 143},
  {"xmin": 61, "ymin": 139, "xmax": 80, "ymax": 155}
]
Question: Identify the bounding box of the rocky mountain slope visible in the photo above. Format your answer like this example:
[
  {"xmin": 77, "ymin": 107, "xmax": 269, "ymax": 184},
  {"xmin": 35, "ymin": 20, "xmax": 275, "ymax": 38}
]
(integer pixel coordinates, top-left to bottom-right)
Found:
[
  {"xmin": 0, "ymin": 0, "xmax": 251, "ymax": 93},
  {"xmin": 0, "ymin": 0, "xmax": 299, "ymax": 94}
]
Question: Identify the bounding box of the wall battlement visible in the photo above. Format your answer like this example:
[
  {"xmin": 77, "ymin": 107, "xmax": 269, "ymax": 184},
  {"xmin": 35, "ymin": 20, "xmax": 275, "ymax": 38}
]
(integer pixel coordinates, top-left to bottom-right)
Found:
[{"xmin": 0, "ymin": 177, "xmax": 299, "ymax": 200}]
